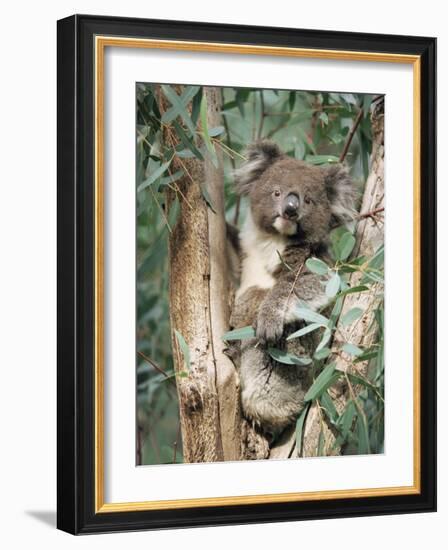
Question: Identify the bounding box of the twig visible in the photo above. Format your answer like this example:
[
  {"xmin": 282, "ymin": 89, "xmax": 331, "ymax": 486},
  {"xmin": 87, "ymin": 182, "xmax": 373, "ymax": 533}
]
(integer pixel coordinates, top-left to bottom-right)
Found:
[
  {"xmin": 137, "ymin": 425, "xmax": 143, "ymax": 465},
  {"xmin": 172, "ymin": 421, "xmax": 182, "ymax": 463},
  {"xmin": 283, "ymin": 255, "xmax": 308, "ymax": 320},
  {"xmin": 339, "ymin": 107, "xmax": 364, "ymax": 163},
  {"xmin": 357, "ymin": 207, "xmax": 384, "ymax": 220},
  {"xmin": 137, "ymin": 350, "xmax": 170, "ymax": 379}
]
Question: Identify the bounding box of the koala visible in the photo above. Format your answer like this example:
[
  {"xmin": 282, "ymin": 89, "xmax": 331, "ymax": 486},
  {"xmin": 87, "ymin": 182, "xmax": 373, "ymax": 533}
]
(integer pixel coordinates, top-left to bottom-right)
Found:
[{"xmin": 229, "ymin": 140, "xmax": 356, "ymax": 439}]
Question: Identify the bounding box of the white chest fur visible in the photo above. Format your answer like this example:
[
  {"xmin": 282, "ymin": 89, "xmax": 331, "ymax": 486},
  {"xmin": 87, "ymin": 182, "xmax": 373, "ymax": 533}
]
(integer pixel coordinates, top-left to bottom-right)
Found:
[{"xmin": 236, "ymin": 211, "xmax": 286, "ymax": 298}]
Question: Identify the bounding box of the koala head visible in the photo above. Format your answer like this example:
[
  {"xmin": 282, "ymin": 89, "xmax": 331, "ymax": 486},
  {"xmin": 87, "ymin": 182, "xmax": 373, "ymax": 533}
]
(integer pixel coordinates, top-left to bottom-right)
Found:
[{"xmin": 234, "ymin": 140, "xmax": 357, "ymax": 243}]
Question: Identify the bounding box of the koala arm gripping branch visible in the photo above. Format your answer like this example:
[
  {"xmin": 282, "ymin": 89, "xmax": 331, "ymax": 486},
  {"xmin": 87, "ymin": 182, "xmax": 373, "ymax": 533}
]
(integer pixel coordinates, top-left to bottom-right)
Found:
[{"xmin": 255, "ymin": 246, "xmax": 330, "ymax": 343}]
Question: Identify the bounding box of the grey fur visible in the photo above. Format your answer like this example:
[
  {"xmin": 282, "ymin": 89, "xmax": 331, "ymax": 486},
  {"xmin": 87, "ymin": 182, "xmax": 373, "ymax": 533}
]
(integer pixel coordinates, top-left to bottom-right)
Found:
[{"xmin": 230, "ymin": 140, "xmax": 356, "ymax": 437}]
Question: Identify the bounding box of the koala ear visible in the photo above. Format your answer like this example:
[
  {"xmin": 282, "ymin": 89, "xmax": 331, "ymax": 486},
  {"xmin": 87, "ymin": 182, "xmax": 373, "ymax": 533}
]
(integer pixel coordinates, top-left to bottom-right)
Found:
[
  {"xmin": 324, "ymin": 164, "xmax": 357, "ymax": 224},
  {"xmin": 234, "ymin": 140, "xmax": 282, "ymax": 195}
]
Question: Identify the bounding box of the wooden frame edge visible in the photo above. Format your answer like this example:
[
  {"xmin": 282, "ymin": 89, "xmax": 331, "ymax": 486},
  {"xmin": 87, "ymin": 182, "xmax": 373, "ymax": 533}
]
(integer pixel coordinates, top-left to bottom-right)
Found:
[{"xmin": 93, "ymin": 36, "xmax": 422, "ymax": 514}]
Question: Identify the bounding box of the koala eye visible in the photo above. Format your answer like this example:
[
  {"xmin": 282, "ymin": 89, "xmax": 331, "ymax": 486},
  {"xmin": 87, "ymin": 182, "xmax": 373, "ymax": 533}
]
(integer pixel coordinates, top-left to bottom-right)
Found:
[
  {"xmin": 304, "ymin": 196, "xmax": 312, "ymax": 205},
  {"xmin": 273, "ymin": 189, "xmax": 281, "ymax": 197}
]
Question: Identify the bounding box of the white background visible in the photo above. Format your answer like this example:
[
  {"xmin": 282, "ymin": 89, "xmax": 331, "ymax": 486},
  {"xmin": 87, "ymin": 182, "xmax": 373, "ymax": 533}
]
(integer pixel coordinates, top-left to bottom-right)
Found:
[
  {"xmin": 105, "ymin": 48, "xmax": 414, "ymax": 502},
  {"xmin": 0, "ymin": 0, "xmax": 444, "ymax": 548}
]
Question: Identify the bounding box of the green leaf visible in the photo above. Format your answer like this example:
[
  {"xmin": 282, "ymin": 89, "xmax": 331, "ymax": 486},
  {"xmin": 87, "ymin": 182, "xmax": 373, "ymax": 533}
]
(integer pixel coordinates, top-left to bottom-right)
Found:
[
  {"xmin": 208, "ymin": 126, "xmax": 225, "ymax": 137},
  {"xmin": 341, "ymin": 307, "xmax": 363, "ymax": 326},
  {"xmin": 172, "ymin": 120, "xmax": 204, "ymax": 161},
  {"xmin": 337, "ymin": 285, "xmax": 369, "ymax": 298},
  {"xmin": 342, "ymin": 343, "xmax": 364, "ymax": 356},
  {"xmin": 174, "ymin": 329, "xmax": 191, "ymax": 371},
  {"xmin": 338, "ymin": 232, "xmax": 356, "ymax": 261},
  {"xmin": 295, "ymin": 402, "xmax": 311, "ymax": 455},
  {"xmin": 340, "ymin": 401, "xmax": 356, "ymax": 438},
  {"xmin": 295, "ymin": 307, "xmax": 329, "ymax": 326},
  {"xmin": 314, "ymin": 347, "xmax": 331, "ymax": 360},
  {"xmin": 162, "ymin": 85, "xmax": 200, "ymax": 123},
  {"xmin": 159, "ymin": 169, "xmax": 184, "ymax": 188},
  {"xmin": 267, "ymin": 347, "xmax": 312, "ymax": 366},
  {"xmin": 356, "ymin": 413, "xmax": 371, "ymax": 454},
  {"xmin": 200, "ymin": 94, "xmax": 219, "ymax": 168},
  {"xmin": 320, "ymin": 391, "xmax": 339, "ymax": 424},
  {"xmin": 137, "ymin": 160, "xmax": 171, "ymax": 192},
  {"xmin": 305, "ymin": 154, "xmax": 339, "ymax": 165},
  {"xmin": 316, "ymin": 327, "xmax": 332, "ymax": 352},
  {"xmin": 329, "ymin": 297, "xmax": 343, "ymax": 324},
  {"xmin": 319, "ymin": 112, "xmax": 329, "ymax": 125},
  {"xmin": 304, "ymin": 363, "xmax": 340, "ymax": 401},
  {"xmin": 326, "ymin": 273, "xmax": 341, "ymax": 297},
  {"xmin": 222, "ymin": 326, "xmax": 255, "ymax": 341},
  {"xmin": 306, "ymin": 257, "xmax": 329, "ymax": 275},
  {"xmin": 161, "ymin": 85, "xmax": 198, "ymax": 134},
  {"xmin": 347, "ymin": 372, "xmax": 381, "ymax": 395},
  {"xmin": 286, "ymin": 323, "xmax": 322, "ymax": 341}
]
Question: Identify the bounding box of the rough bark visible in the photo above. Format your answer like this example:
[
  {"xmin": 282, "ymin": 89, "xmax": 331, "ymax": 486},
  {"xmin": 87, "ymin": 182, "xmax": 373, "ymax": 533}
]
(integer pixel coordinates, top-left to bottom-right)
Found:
[{"xmin": 166, "ymin": 87, "xmax": 242, "ymax": 463}]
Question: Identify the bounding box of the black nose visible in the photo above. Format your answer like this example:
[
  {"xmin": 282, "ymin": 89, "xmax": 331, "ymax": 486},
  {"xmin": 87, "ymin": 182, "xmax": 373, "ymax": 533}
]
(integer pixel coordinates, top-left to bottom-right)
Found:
[{"xmin": 283, "ymin": 194, "xmax": 300, "ymax": 219}]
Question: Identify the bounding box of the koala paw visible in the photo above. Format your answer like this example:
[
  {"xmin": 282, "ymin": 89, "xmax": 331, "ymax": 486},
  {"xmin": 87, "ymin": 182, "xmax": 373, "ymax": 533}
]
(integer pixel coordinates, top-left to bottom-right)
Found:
[{"xmin": 255, "ymin": 306, "xmax": 284, "ymax": 344}]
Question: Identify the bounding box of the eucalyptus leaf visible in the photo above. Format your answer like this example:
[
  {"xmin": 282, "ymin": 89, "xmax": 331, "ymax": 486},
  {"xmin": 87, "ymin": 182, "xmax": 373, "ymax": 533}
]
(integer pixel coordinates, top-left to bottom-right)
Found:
[
  {"xmin": 316, "ymin": 326, "xmax": 332, "ymax": 352},
  {"xmin": 306, "ymin": 257, "xmax": 329, "ymax": 275},
  {"xmin": 222, "ymin": 326, "xmax": 255, "ymax": 341},
  {"xmin": 161, "ymin": 85, "xmax": 197, "ymax": 134},
  {"xmin": 305, "ymin": 154, "xmax": 339, "ymax": 165},
  {"xmin": 326, "ymin": 273, "xmax": 341, "ymax": 298},
  {"xmin": 137, "ymin": 160, "xmax": 171, "ymax": 193},
  {"xmin": 295, "ymin": 307, "xmax": 329, "ymax": 326},
  {"xmin": 338, "ymin": 232, "xmax": 356, "ymax": 261},
  {"xmin": 314, "ymin": 347, "xmax": 331, "ymax": 360},
  {"xmin": 342, "ymin": 343, "xmax": 364, "ymax": 356},
  {"xmin": 267, "ymin": 347, "xmax": 312, "ymax": 366},
  {"xmin": 174, "ymin": 329, "xmax": 191, "ymax": 371},
  {"xmin": 172, "ymin": 120, "xmax": 204, "ymax": 161},
  {"xmin": 286, "ymin": 323, "xmax": 322, "ymax": 341},
  {"xmin": 304, "ymin": 363, "xmax": 340, "ymax": 401},
  {"xmin": 341, "ymin": 307, "xmax": 363, "ymax": 326}
]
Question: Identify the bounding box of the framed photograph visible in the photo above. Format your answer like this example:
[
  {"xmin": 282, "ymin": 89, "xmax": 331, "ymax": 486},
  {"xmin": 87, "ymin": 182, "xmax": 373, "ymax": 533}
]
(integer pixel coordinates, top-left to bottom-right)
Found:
[{"xmin": 57, "ymin": 14, "xmax": 436, "ymax": 534}]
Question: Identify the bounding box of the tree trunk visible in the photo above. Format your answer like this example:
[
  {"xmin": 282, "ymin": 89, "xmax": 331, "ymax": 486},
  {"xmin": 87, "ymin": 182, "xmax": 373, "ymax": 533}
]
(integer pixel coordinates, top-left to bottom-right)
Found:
[{"xmin": 166, "ymin": 87, "xmax": 242, "ymax": 463}]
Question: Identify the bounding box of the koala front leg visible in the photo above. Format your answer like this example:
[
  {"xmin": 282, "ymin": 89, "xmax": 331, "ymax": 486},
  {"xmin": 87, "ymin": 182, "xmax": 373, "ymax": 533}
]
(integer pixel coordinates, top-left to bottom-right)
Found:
[{"xmin": 256, "ymin": 270, "xmax": 329, "ymax": 344}]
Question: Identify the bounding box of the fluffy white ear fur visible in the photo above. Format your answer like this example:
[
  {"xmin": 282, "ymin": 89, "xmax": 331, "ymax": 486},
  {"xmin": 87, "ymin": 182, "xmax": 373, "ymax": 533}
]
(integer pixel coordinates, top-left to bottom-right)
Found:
[
  {"xmin": 324, "ymin": 164, "xmax": 357, "ymax": 224},
  {"xmin": 234, "ymin": 140, "xmax": 281, "ymax": 195}
]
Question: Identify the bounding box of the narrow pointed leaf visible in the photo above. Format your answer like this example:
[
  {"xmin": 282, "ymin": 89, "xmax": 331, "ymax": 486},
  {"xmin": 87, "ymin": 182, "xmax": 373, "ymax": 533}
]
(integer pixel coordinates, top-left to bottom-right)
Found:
[
  {"xmin": 137, "ymin": 160, "xmax": 171, "ymax": 192},
  {"xmin": 295, "ymin": 307, "xmax": 329, "ymax": 326},
  {"xmin": 326, "ymin": 273, "xmax": 341, "ymax": 297},
  {"xmin": 286, "ymin": 322, "xmax": 322, "ymax": 341},
  {"xmin": 341, "ymin": 307, "xmax": 364, "ymax": 326},
  {"xmin": 267, "ymin": 347, "xmax": 312, "ymax": 366},
  {"xmin": 306, "ymin": 257, "xmax": 329, "ymax": 275},
  {"xmin": 342, "ymin": 343, "xmax": 364, "ymax": 356},
  {"xmin": 222, "ymin": 326, "xmax": 255, "ymax": 341},
  {"xmin": 304, "ymin": 363, "xmax": 340, "ymax": 401},
  {"xmin": 338, "ymin": 232, "xmax": 356, "ymax": 260},
  {"xmin": 174, "ymin": 329, "xmax": 191, "ymax": 371}
]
